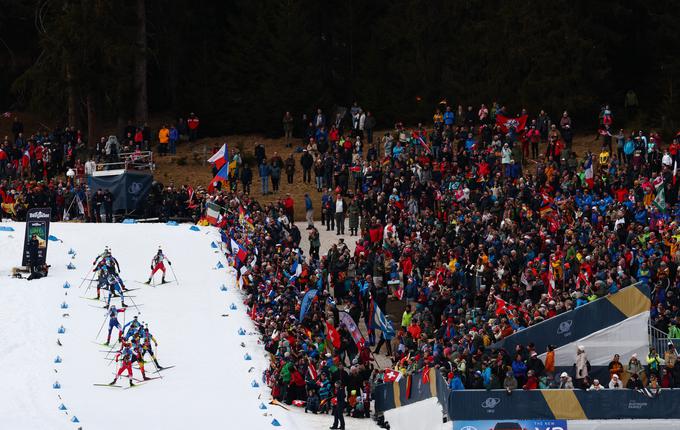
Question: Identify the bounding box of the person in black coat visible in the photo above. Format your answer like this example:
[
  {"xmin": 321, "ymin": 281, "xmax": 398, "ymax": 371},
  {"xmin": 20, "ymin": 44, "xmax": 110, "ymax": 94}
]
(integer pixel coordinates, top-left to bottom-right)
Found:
[
  {"xmin": 330, "ymin": 381, "xmax": 346, "ymax": 429},
  {"xmin": 241, "ymin": 164, "xmax": 253, "ymax": 194},
  {"xmin": 28, "ymin": 234, "xmax": 40, "ymax": 275}
]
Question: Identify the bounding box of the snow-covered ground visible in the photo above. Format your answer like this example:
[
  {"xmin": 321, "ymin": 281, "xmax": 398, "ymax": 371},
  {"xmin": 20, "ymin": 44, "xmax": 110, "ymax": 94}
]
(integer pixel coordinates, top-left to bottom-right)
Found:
[{"xmin": 0, "ymin": 222, "xmax": 379, "ymax": 430}]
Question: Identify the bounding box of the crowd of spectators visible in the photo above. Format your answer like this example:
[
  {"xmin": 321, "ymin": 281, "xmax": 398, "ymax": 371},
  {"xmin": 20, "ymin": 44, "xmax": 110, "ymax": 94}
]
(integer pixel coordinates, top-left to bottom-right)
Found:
[
  {"xmin": 0, "ymin": 113, "xmax": 200, "ymax": 222},
  {"xmin": 204, "ymin": 101, "xmax": 680, "ymax": 420}
]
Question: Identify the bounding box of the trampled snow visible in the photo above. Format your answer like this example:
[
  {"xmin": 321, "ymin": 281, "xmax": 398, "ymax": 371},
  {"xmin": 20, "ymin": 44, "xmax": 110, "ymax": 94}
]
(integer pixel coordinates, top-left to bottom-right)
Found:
[{"xmin": 0, "ymin": 222, "xmax": 379, "ymax": 430}]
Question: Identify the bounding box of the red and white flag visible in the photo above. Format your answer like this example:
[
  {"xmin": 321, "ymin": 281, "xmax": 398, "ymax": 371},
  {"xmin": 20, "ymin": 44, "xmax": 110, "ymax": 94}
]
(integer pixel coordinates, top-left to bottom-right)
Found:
[
  {"xmin": 384, "ymin": 368, "xmax": 402, "ymax": 383},
  {"xmin": 307, "ymin": 361, "xmax": 318, "ymax": 381},
  {"xmin": 496, "ymin": 114, "xmax": 528, "ymax": 133},
  {"xmin": 326, "ymin": 321, "xmax": 341, "ymax": 349}
]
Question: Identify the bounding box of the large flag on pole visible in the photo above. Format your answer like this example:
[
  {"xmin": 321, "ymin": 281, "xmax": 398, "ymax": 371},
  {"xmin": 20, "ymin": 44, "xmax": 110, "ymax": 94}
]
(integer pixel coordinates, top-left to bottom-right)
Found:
[
  {"xmin": 299, "ymin": 289, "xmax": 318, "ymax": 321},
  {"xmin": 205, "ymin": 201, "xmax": 221, "ymax": 225},
  {"xmin": 207, "ymin": 143, "xmax": 228, "ymax": 170},
  {"xmin": 370, "ymin": 300, "xmax": 395, "ymax": 339}
]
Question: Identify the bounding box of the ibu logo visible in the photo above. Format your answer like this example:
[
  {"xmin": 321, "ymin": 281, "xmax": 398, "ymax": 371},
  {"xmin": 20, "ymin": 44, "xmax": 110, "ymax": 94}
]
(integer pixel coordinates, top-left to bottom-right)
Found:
[
  {"xmin": 557, "ymin": 320, "xmax": 573, "ymax": 336},
  {"xmin": 481, "ymin": 397, "xmax": 501, "ymax": 411}
]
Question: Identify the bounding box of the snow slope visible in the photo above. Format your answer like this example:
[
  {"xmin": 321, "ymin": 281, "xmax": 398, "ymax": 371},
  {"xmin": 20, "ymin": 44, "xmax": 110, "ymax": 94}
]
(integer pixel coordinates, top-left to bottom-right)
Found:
[{"xmin": 0, "ymin": 222, "xmax": 378, "ymax": 430}]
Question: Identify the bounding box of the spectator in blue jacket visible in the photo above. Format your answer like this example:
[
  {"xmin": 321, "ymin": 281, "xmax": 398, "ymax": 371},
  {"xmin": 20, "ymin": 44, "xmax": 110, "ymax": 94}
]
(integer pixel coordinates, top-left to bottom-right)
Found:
[
  {"xmin": 168, "ymin": 125, "xmax": 179, "ymax": 154},
  {"xmin": 443, "ymin": 106, "xmax": 455, "ymax": 126},
  {"xmin": 449, "ymin": 371, "xmax": 465, "ymax": 390},
  {"xmin": 259, "ymin": 159, "xmax": 271, "ymax": 195}
]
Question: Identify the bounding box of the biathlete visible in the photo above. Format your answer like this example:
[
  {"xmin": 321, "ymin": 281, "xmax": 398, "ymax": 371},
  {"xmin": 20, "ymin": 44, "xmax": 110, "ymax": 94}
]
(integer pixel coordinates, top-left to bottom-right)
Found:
[
  {"xmin": 110, "ymin": 341, "xmax": 138, "ymax": 387},
  {"xmin": 104, "ymin": 271, "xmax": 127, "ymax": 308},
  {"xmin": 105, "ymin": 305, "xmax": 126, "ymax": 346},
  {"xmin": 145, "ymin": 248, "xmax": 172, "ymax": 284}
]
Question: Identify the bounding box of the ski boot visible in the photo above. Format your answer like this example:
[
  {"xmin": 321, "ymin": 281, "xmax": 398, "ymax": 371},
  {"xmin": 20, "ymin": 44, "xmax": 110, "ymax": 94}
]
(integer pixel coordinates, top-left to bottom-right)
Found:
[
  {"xmin": 161, "ymin": 277, "xmax": 166, "ymax": 284},
  {"xmin": 109, "ymin": 378, "xmax": 117, "ymax": 386},
  {"xmin": 144, "ymin": 279, "xmax": 151, "ymax": 284},
  {"xmin": 129, "ymin": 379, "xmax": 135, "ymax": 387},
  {"xmin": 121, "ymin": 302, "xmax": 128, "ymax": 308}
]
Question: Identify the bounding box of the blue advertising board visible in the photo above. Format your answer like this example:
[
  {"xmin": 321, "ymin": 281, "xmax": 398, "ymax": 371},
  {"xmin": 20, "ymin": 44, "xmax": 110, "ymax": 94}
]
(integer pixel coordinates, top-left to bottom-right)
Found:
[{"xmin": 453, "ymin": 419, "xmax": 567, "ymax": 430}]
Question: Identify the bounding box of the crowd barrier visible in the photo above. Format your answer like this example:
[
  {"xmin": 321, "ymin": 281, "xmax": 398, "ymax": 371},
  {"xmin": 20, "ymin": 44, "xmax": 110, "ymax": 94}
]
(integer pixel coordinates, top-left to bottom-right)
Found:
[
  {"xmin": 447, "ymin": 388, "xmax": 680, "ymax": 420},
  {"xmin": 374, "ymin": 368, "xmax": 449, "ymax": 414}
]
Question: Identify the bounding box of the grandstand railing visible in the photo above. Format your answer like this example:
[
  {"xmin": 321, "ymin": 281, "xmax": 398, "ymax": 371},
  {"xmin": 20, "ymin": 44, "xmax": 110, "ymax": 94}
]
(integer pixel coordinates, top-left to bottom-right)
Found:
[
  {"xmin": 649, "ymin": 324, "xmax": 679, "ymax": 355},
  {"xmin": 93, "ymin": 151, "xmax": 154, "ymax": 174}
]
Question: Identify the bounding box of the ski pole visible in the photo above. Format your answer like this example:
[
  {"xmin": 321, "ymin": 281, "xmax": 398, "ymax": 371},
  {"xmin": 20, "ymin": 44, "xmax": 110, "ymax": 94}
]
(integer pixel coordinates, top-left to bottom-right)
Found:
[
  {"xmin": 95, "ymin": 310, "xmax": 109, "ymax": 341},
  {"xmin": 125, "ymin": 293, "xmax": 142, "ymax": 315},
  {"xmin": 77, "ymin": 262, "xmax": 98, "ymax": 289},
  {"xmin": 168, "ymin": 263, "xmax": 179, "ymax": 286}
]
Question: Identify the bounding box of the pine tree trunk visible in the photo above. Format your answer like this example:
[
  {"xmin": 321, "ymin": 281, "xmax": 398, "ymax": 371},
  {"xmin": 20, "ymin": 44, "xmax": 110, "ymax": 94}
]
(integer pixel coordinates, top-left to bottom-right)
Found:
[
  {"xmin": 134, "ymin": 0, "xmax": 148, "ymax": 124},
  {"xmin": 86, "ymin": 93, "xmax": 97, "ymax": 149},
  {"xmin": 66, "ymin": 63, "xmax": 78, "ymax": 129}
]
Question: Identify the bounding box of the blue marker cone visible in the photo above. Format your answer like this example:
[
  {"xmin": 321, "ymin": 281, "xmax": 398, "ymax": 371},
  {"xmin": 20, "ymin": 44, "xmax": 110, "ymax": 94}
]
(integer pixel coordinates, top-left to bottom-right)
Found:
[
  {"xmin": 71, "ymin": 416, "xmax": 79, "ymax": 423},
  {"xmin": 230, "ymin": 303, "xmax": 237, "ymax": 310},
  {"xmin": 66, "ymin": 263, "xmax": 76, "ymax": 270},
  {"xmin": 211, "ymin": 241, "xmax": 218, "ymax": 248},
  {"xmin": 251, "ymin": 380, "xmax": 259, "ymax": 387},
  {"xmin": 58, "ymin": 404, "xmax": 67, "ymax": 411},
  {"xmin": 63, "ymin": 282, "xmax": 71, "ymax": 289},
  {"xmin": 238, "ymin": 328, "xmax": 246, "ymax": 336},
  {"xmin": 271, "ymin": 419, "xmax": 281, "ymax": 426},
  {"xmin": 259, "ymin": 403, "xmax": 267, "ymax": 410},
  {"xmin": 60, "ymin": 302, "xmax": 68, "ymax": 309},
  {"xmin": 54, "ymin": 355, "xmax": 62, "ymax": 363},
  {"xmin": 244, "ymin": 353, "xmax": 252, "ymax": 360},
  {"xmin": 220, "ymin": 284, "xmax": 228, "ymax": 291},
  {"xmin": 216, "ymin": 261, "xmax": 224, "ymax": 269},
  {"xmin": 58, "ymin": 326, "xmax": 65, "ymax": 334},
  {"xmin": 189, "ymin": 225, "xmax": 200, "ymax": 231},
  {"xmin": 53, "ymin": 381, "xmax": 61, "ymax": 389}
]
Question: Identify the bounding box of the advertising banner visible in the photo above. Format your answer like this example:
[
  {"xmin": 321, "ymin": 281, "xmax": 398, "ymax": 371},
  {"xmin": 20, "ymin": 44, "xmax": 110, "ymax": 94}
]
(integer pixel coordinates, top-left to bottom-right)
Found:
[
  {"xmin": 453, "ymin": 420, "xmax": 567, "ymax": 430},
  {"xmin": 21, "ymin": 207, "xmax": 51, "ymax": 266},
  {"xmin": 339, "ymin": 311, "xmax": 366, "ymax": 349}
]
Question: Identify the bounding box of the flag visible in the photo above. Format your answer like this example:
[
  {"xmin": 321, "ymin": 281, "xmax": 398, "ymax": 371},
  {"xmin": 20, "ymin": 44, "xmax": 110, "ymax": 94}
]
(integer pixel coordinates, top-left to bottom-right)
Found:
[
  {"xmin": 674, "ymin": 161, "xmax": 678, "ymax": 186},
  {"xmin": 187, "ymin": 186, "xmax": 197, "ymax": 209},
  {"xmin": 496, "ymin": 114, "xmax": 528, "ymax": 133},
  {"xmin": 339, "ymin": 311, "xmax": 366, "ymax": 349},
  {"xmin": 422, "ymin": 365, "xmax": 430, "ymax": 384},
  {"xmin": 299, "ymin": 289, "xmax": 318, "ymax": 321},
  {"xmin": 405, "ymin": 374, "xmax": 412, "ymax": 399},
  {"xmin": 653, "ymin": 176, "xmax": 664, "ymax": 191},
  {"xmin": 520, "ymin": 270, "xmax": 530, "ymax": 288},
  {"xmin": 576, "ymin": 272, "xmax": 590, "ymax": 290},
  {"xmin": 250, "ymin": 303, "xmax": 257, "ymax": 320},
  {"xmin": 208, "ymin": 143, "xmax": 228, "ymax": 170},
  {"xmin": 383, "ymin": 369, "xmax": 402, "ymax": 383},
  {"xmin": 307, "ymin": 361, "xmax": 318, "ymax": 382},
  {"xmin": 548, "ymin": 265, "xmax": 555, "ymax": 298},
  {"xmin": 238, "ymin": 205, "xmax": 246, "ymax": 223},
  {"xmin": 417, "ymin": 136, "xmax": 431, "ymax": 154},
  {"xmin": 371, "ymin": 300, "xmax": 395, "ymax": 339},
  {"xmin": 205, "ymin": 201, "xmax": 221, "ymax": 225},
  {"xmin": 325, "ymin": 321, "xmax": 340, "ymax": 349},
  {"xmin": 230, "ymin": 237, "xmax": 247, "ymax": 264},
  {"xmin": 394, "ymin": 284, "xmax": 404, "ymax": 300},
  {"xmin": 654, "ymin": 187, "xmax": 666, "ymax": 212},
  {"xmin": 584, "ymin": 155, "xmax": 594, "ymax": 188},
  {"xmin": 208, "ymin": 163, "xmax": 229, "ymax": 193},
  {"xmin": 495, "ymin": 296, "xmax": 515, "ymax": 316}
]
